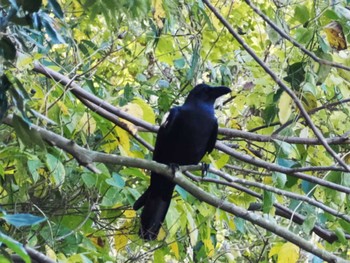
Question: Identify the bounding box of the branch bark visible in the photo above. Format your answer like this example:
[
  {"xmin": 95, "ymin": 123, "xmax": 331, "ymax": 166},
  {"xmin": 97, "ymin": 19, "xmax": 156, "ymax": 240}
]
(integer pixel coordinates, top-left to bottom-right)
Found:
[
  {"xmin": 2, "ymin": 115, "xmax": 347, "ymax": 263},
  {"xmin": 202, "ymin": 0, "xmax": 350, "ymax": 172}
]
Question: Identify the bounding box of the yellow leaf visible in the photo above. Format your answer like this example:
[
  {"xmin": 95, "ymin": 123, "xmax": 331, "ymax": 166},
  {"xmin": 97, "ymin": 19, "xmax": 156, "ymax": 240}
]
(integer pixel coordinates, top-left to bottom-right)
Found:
[
  {"xmin": 57, "ymin": 101, "xmax": 69, "ymax": 116},
  {"xmin": 123, "ymin": 209, "xmax": 136, "ymax": 218},
  {"xmin": 263, "ymin": 176, "xmax": 273, "ymax": 185},
  {"xmin": 343, "ymin": 153, "xmax": 350, "ymax": 164},
  {"xmin": 269, "ymin": 242, "xmax": 283, "ymax": 257},
  {"xmin": 45, "ymin": 245, "xmax": 57, "ymax": 261},
  {"xmin": 67, "ymin": 254, "xmax": 83, "ymax": 262},
  {"xmin": 209, "ymin": 153, "xmax": 229, "ymax": 169},
  {"xmin": 114, "ymin": 233, "xmax": 128, "ymax": 251},
  {"xmin": 120, "ymin": 103, "xmax": 143, "ymax": 134},
  {"xmin": 277, "ymin": 242, "xmax": 299, "ymax": 263},
  {"xmin": 133, "ymin": 98, "xmax": 156, "ymax": 124},
  {"xmin": 324, "ymin": 21, "xmax": 347, "ymax": 51},
  {"xmin": 103, "ymin": 133, "xmax": 118, "ymax": 153},
  {"xmin": 169, "ymin": 242, "xmax": 180, "ymax": 259},
  {"xmin": 203, "ymin": 238, "xmax": 215, "ymax": 257},
  {"xmin": 115, "ymin": 126, "xmax": 132, "ymax": 156},
  {"xmin": 157, "ymin": 226, "xmax": 166, "ymax": 240},
  {"xmin": 186, "ymin": 204, "xmax": 198, "ymax": 246},
  {"xmin": 228, "ymin": 217, "xmax": 236, "ymax": 231},
  {"xmin": 278, "ymin": 92, "xmax": 292, "ymax": 124},
  {"xmin": 153, "ymin": 0, "xmax": 166, "ymax": 28}
]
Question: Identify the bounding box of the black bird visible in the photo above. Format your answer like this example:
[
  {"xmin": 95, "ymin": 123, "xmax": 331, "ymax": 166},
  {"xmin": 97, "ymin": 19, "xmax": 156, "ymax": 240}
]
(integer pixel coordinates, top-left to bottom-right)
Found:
[{"xmin": 133, "ymin": 83, "xmax": 231, "ymax": 240}]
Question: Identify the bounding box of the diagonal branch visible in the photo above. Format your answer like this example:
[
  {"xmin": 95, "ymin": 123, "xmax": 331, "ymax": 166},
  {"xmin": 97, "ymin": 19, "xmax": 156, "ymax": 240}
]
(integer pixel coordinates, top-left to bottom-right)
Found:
[
  {"xmin": 202, "ymin": 0, "xmax": 350, "ymax": 172},
  {"xmin": 217, "ymin": 142, "xmax": 350, "ymax": 194},
  {"xmin": 243, "ymin": 0, "xmax": 350, "ymax": 71},
  {"xmin": 2, "ymin": 115, "xmax": 346, "ymax": 262}
]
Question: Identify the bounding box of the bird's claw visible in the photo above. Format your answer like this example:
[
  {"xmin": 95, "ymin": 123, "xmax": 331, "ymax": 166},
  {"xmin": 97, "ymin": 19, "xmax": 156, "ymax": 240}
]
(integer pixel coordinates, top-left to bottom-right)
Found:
[
  {"xmin": 169, "ymin": 163, "xmax": 180, "ymax": 178},
  {"xmin": 201, "ymin": 163, "xmax": 210, "ymax": 177}
]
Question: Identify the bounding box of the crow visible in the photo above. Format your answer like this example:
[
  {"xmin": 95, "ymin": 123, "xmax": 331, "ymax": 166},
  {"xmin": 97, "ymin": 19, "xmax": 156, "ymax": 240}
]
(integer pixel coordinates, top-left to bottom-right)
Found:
[{"xmin": 133, "ymin": 83, "xmax": 231, "ymax": 240}]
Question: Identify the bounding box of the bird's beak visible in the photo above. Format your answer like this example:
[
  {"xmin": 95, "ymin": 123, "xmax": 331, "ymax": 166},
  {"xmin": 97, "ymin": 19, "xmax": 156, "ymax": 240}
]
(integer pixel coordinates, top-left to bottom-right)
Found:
[{"xmin": 211, "ymin": 86, "xmax": 231, "ymax": 98}]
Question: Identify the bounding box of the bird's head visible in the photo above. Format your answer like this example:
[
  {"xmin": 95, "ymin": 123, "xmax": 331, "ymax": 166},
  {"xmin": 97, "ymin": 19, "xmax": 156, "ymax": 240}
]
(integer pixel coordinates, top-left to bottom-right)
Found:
[{"xmin": 185, "ymin": 83, "xmax": 231, "ymax": 105}]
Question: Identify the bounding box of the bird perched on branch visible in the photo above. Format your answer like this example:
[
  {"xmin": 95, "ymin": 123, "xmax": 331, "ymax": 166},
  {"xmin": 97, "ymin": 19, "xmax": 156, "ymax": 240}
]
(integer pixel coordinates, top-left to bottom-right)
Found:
[{"xmin": 133, "ymin": 83, "xmax": 231, "ymax": 240}]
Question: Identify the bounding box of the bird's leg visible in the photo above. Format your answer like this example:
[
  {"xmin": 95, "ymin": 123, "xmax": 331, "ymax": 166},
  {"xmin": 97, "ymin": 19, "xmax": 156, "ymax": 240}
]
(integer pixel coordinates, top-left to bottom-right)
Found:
[
  {"xmin": 169, "ymin": 163, "xmax": 180, "ymax": 179},
  {"xmin": 201, "ymin": 163, "xmax": 210, "ymax": 177}
]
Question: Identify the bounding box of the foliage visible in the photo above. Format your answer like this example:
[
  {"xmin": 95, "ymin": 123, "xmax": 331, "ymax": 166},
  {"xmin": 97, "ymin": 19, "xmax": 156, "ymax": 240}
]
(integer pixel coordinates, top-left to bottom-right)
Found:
[{"xmin": 1, "ymin": 0, "xmax": 350, "ymax": 262}]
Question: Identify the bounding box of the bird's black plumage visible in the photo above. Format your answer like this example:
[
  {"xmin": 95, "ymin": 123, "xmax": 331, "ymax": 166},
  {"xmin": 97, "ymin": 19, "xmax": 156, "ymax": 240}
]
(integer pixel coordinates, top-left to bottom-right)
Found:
[{"xmin": 133, "ymin": 83, "xmax": 231, "ymax": 240}]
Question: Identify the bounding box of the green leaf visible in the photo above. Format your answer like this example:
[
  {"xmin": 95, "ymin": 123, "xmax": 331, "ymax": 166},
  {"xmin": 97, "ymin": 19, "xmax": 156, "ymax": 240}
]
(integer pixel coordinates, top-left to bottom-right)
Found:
[
  {"xmin": 174, "ymin": 58, "xmax": 185, "ymax": 69},
  {"xmin": 3, "ymin": 213, "xmax": 46, "ymax": 227},
  {"xmin": 263, "ymin": 190, "xmax": 274, "ymax": 213},
  {"xmin": 301, "ymin": 180, "xmax": 316, "ymax": 195},
  {"xmin": 101, "ymin": 188, "xmax": 121, "ymax": 206},
  {"xmin": 283, "ymin": 62, "xmax": 305, "ymax": 90},
  {"xmin": 233, "ymin": 217, "xmax": 245, "ymax": 233},
  {"xmin": 0, "ymin": 232, "xmax": 30, "ymax": 263},
  {"xmin": 12, "ymin": 114, "xmax": 46, "ymax": 149},
  {"xmin": 106, "ymin": 173, "xmax": 125, "ymax": 188},
  {"xmin": 339, "ymin": 219, "xmax": 350, "ymax": 233},
  {"xmin": 302, "ymin": 214, "xmax": 316, "ymax": 233},
  {"xmin": 0, "ymin": 253, "xmax": 11, "ymax": 263},
  {"xmin": 154, "ymin": 248, "xmax": 166, "ymax": 263},
  {"xmin": 295, "ymin": 28, "xmax": 313, "ymax": 45},
  {"xmin": 82, "ymin": 173, "xmax": 97, "ymax": 188},
  {"xmin": 46, "ymin": 153, "xmax": 65, "ymax": 186},
  {"xmin": 186, "ymin": 43, "xmax": 200, "ymax": 80},
  {"xmin": 272, "ymin": 172, "xmax": 287, "ymax": 188},
  {"xmin": 27, "ymin": 159, "xmax": 42, "ymax": 182},
  {"xmin": 294, "ymin": 5, "xmax": 309, "ymax": 24},
  {"xmin": 334, "ymin": 227, "xmax": 346, "ymax": 243}
]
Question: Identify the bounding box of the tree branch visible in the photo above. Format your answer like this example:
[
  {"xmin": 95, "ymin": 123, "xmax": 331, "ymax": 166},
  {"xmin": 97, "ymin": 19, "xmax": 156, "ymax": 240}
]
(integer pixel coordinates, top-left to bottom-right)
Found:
[
  {"xmin": 217, "ymin": 142, "xmax": 350, "ymax": 194},
  {"xmin": 2, "ymin": 116, "xmax": 346, "ymax": 262},
  {"xmin": 243, "ymin": 0, "xmax": 350, "ymax": 71},
  {"xmin": 203, "ymin": 0, "xmax": 350, "ymax": 172}
]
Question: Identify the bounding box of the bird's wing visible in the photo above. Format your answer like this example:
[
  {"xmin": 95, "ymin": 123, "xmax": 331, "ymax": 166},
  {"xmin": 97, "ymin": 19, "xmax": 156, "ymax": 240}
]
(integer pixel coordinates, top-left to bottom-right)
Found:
[
  {"xmin": 206, "ymin": 119, "xmax": 218, "ymax": 154},
  {"xmin": 160, "ymin": 106, "xmax": 180, "ymax": 130},
  {"xmin": 152, "ymin": 107, "xmax": 180, "ymax": 161}
]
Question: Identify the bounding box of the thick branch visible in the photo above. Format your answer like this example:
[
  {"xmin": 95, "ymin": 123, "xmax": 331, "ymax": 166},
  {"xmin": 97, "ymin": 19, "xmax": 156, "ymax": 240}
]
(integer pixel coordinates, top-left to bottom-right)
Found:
[
  {"xmin": 32, "ymin": 62, "xmax": 158, "ymax": 133},
  {"xmin": 210, "ymin": 168, "xmax": 350, "ymax": 224},
  {"xmin": 2, "ymin": 116, "xmax": 346, "ymax": 262},
  {"xmin": 219, "ymin": 127, "xmax": 350, "ymax": 145},
  {"xmin": 217, "ymin": 142, "xmax": 350, "ymax": 194},
  {"xmin": 201, "ymin": 176, "xmax": 346, "ymax": 243}
]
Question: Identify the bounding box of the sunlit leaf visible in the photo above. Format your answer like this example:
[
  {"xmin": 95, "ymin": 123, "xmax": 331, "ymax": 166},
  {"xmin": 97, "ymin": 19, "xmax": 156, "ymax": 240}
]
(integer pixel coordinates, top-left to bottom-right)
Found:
[
  {"xmin": 278, "ymin": 92, "xmax": 292, "ymax": 124},
  {"xmin": 277, "ymin": 242, "xmax": 299, "ymax": 263},
  {"xmin": 46, "ymin": 153, "xmax": 65, "ymax": 186},
  {"xmin": 114, "ymin": 232, "xmax": 128, "ymax": 251},
  {"xmin": 263, "ymin": 190, "xmax": 274, "ymax": 214},
  {"xmin": 294, "ymin": 5, "xmax": 309, "ymax": 24},
  {"xmin": 0, "ymin": 232, "xmax": 30, "ymax": 263}
]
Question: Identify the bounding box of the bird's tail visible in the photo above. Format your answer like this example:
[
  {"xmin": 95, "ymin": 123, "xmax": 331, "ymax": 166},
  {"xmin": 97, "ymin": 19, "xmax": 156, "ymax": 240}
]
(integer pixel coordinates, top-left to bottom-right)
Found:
[{"xmin": 133, "ymin": 177, "xmax": 175, "ymax": 240}]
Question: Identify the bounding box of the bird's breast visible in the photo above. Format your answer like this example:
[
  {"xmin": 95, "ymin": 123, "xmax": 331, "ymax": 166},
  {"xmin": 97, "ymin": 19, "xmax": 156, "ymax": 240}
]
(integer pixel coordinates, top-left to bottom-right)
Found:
[{"xmin": 153, "ymin": 109, "xmax": 216, "ymax": 165}]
